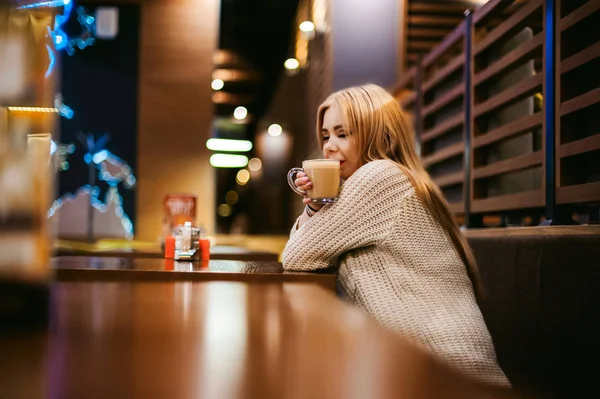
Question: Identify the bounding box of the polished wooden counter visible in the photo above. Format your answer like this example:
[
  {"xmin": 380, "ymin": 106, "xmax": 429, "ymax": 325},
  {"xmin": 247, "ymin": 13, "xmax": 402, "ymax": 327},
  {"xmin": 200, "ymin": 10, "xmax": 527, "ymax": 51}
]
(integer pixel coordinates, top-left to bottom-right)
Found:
[
  {"xmin": 0, "ymin": 281, "xmax": 517, "ymax": 399},
  {"xmin": 52, "ymin": 256, "xmax": 336, "ymax": 291},
  {"xmin": 54, "ymin": 244, "xmax": 279, "ymax": 261}
]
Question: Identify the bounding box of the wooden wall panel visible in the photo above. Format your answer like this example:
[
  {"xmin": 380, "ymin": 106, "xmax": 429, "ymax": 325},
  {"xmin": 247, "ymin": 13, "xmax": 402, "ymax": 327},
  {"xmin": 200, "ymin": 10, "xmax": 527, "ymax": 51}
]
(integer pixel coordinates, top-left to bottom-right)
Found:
[{"xmin": 136, "ymin": 0, "xmax": 219, "ymax": 241}]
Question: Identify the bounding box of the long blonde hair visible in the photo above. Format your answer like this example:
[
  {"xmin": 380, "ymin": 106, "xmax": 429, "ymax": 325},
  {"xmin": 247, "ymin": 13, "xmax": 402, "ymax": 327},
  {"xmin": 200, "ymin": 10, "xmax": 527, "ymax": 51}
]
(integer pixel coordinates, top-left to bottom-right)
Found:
[{"xmin": 316, "ymin": 84, "xmax": 482, "ymax": 298}]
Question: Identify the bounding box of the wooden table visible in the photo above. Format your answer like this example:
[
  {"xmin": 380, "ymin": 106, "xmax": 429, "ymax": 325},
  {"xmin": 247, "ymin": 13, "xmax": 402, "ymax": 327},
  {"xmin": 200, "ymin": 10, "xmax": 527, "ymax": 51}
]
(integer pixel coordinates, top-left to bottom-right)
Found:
[
  {"xmin": 0, "ymin": 281, "xmax": 518, "ymax": 399},
  {"xmin": 52, "ymin": 256, "xmax": 336, "ymax": 291},
  {"xmin": 54, "ymin": 245, "xmax": 279, "ymax": 261}
]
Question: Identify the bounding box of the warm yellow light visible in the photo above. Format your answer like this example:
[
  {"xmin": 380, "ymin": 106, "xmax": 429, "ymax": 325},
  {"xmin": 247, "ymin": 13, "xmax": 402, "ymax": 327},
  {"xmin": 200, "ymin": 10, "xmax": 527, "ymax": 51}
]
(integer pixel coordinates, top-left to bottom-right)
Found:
[
  {"xmin": 299, "ymin": 21, "xmax": 315, "ymax": 32},
  {"xmin": 7, "ymin": 106, "xmax": 58, "ymax": 113},
  {"xmin": 284, "ymin": 58, "xmax": 300, "ymax": 70},
  {"xmin": 225, "ymin": 190, "xmax": 239, "ymax": 205},
  {"xmin": 248, "ymin": 158, "xmax": 262, "ymax": 172},
  {"xmin": 268, "ymin": 124, "xmax": 282, "ymax": 137},
  {"xmin": 233, "ymin": 106, "xmax": 248, "ymax": 120},
  {"xmin": 236, "ymin": 169, "xmax": 250, "ymax": 185},
  {"xmin": 211, "ymin": 78, "xmax": 224, "ymax": 90},
  {"xmin": 217, "ymin": 203, "xmax": 232, "ymax": 217},
  {"xmin": 210, "ymin": 154, "xmax": 249, "ymax": 168},
  {"xmin": 206, "ymin": 138, "xmax": 253, "ymax": 152}
]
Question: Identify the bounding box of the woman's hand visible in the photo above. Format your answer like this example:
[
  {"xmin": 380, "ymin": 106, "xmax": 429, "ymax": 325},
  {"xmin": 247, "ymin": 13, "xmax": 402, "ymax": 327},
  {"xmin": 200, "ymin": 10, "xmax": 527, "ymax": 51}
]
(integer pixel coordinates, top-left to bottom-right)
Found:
[{"xmin": 294, "ymin": 172, "xmax": 324, "ymax": 209}]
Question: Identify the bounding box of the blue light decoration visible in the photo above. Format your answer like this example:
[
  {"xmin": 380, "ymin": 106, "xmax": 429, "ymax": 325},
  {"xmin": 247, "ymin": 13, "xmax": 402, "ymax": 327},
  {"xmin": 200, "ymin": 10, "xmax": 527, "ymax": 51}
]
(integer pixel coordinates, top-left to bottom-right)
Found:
[
  {"xmin": 45, "ymin": 44, "xmax": 55, "ymax": 78},
  {"xmin": 64, "ymin": 6, "xmax": 96, "ymax": 56},
  {"xmin": 19, "ymin": 1, "xmax": 97, "ymax": 78},
  {"xmin": 48, "ymin": 185, "xmax": 134, "ymax": 239},
  {"xmin": 17, "ymin": 0, "xmax": 68, "ymax": 10},
  {"xmin": 54, "ymin": 93, "xmax": 74, "ymax": 119},
  {"xmin": 48, "ymin": 133, "xmax": 137, "ymax": 239},
  {"xmin": 50, "ymin": 139, "xmax": 75, "ymax": 171},
  {"xmin": 18, "ymin": 0, "xmax": 72, "ymax": 78}
]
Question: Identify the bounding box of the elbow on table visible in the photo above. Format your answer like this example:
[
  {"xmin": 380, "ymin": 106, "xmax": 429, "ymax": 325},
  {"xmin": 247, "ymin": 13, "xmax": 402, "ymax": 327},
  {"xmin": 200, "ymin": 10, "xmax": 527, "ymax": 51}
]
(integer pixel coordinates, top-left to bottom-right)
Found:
[
  {"xmin": 282, "ymin": 253, "xmax": 303, "ymax": 271},
  {"xmin": 282, "ymin": 251, "xmax": 320, "ymax": 272}
]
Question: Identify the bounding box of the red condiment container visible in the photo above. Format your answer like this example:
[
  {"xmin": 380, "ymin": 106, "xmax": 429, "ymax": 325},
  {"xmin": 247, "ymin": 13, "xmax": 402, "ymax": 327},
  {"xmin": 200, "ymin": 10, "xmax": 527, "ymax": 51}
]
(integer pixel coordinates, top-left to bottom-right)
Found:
[
  {"xmin": 164, "ymin": 235, "xmax": 175, "ymax": 259},
  {"xmin": 199, "ymin": 238, "xmax": 210, "ymax": 262}
]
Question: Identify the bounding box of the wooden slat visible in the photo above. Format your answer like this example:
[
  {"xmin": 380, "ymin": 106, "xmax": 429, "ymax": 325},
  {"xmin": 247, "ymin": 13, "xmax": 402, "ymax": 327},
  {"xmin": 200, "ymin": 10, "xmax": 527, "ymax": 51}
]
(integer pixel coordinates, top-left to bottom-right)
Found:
[
  {"xmin": 464, "ymin": 225, "xmax": 600, "ymax": 237},
  {"xmin": 408, "ymin": 15, "xmax": 463, "ymax": 27},
  {"xmin": 448, "ymin": 202, "xmax": 464, "ymax": 214},
  {"xmin": 400, "ymin": 92, "xmax": 416, "ymax": 109},
  {"xmin": 473, "ymin": 113, "xmax": 543, "ymax": 148},
  {"xmin": 473, "ymin": 33, "xmax": 543, "ymax": 86},
  {"xmin": 433, "ymin": 171, "xmax": 464, "ymax": 188},
  {"xmin": 557, "ymin": 182, "xmax": 600, "ymax": 204},
  {"xmin": 423, "ymin": 84, "xmax": 464, "ymax": 118},
  {"xmin": 474, "ymin": 73, "xmax": 543, "ymax": 118},
  {"xmin": 391, "ymin": 68, "xmax": 415, "ymax": 94},
  {"xmin": 409, "ymin": 41, "xmax": 438, "ymax": 51},
  {"xmin": 422, "ymin": 142, "xmax": 465, "ymax": 167},
  {"xmin": 212, "ymin": 92, "xmax": 255, "ymax": 105},
  {"xmin": 472, "ymin": 151, "xmax": 543, "ymax": 180},
  {"xmin": 422, "ymin": 114, "xmax": 464, "ymax": 143},
  {"xmin": 212, "ymin": 69, "xmax": 260, "ymax": 82},
  {"xmin": 471, "ymin": 190, "xmax": 544, "ymax": 213},
  {"xmin": 473, "ymin": 0, "xmax": 507, "ymax": 25},
  {"xmin": 407, "ymin": 53, "xmax": 421, "ymax": 64},
  {"xmin": 409, "ymin": 3, "xmax": 474, "ymax": 14},
  {"xmin": 409, "ymin": 28, "xmax": 450, "ymax": 39},
  {"xmin": 422, "ymin": 21, "xmax": 466, "ymax": 67},
  {"xmin": 561, "ymin": 41, "xmax": 600, "ymax": 74},
  {"xmin": 560, "ymin": 87, "xmax": 600, "ymax": 116},
  {"xmin": 423, "ymin": 55, "xmax": 464, "ymax": 93},
  {"xmin": 560, "ymin": 1, "xmax": 600, "ymax": 32},
  {"xmin": 474, "ymin": 0, "xmax": 543, "ymax": 56},
  {"xmin": 560, "ymin": 134, "xmax": 600, "ymax": 158}
]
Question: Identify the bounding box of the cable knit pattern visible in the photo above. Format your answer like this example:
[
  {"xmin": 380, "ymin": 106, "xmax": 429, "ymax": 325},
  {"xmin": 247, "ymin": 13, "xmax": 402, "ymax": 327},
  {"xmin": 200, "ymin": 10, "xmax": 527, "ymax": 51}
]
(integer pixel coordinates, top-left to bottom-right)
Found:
[{"xmin": 283, "ymin": 160, "xmax": 510, "ymax": 388}]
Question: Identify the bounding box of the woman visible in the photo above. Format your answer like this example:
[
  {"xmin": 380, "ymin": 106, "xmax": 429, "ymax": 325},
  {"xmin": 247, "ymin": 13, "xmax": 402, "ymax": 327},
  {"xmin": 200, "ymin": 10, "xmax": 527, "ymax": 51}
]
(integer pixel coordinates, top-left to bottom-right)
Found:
[{"xmin": 283, "ymin": 84, "xmax": 510, "ymax": 388}]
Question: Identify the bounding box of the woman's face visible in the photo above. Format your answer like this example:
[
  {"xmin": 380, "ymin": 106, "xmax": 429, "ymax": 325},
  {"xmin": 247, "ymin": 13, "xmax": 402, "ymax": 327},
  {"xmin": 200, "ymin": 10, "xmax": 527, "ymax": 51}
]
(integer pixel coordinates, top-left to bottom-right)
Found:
[{"xmin": 321, "ymin": 104, "xmax": 360, "ymax": 180}]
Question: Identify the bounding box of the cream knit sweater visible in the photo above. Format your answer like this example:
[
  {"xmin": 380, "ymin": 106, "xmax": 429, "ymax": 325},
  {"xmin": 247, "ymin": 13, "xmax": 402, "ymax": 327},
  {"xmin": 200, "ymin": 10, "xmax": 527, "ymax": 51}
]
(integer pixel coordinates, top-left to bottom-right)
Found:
[{"xmin": 283, "ymin": 160, "xmax": 510, "ymax": 387}]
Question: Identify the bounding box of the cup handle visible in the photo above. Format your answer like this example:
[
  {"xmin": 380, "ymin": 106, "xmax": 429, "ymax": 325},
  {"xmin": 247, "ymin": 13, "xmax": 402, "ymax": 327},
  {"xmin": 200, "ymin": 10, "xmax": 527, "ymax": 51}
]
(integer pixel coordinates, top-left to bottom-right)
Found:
[{"xmin": 287, "ymin": 167, "xmax": 307, "ymax": 196}]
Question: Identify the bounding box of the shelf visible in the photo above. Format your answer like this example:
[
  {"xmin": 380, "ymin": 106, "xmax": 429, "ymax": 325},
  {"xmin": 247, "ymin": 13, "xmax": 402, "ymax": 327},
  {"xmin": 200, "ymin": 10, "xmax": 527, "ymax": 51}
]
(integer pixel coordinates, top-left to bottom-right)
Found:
[
  {"xmin": 473, "ymin": 74, "xmax": 543, "ymax": 118},
  {"xmin": 471, "ymin": 190, "xmax": 544, "ymax": 213},
  {"xmin": 472, "ymin": 151, "xmax": 543, "ymax": 180},
  {"xmin": 422, "ymin": 114, "xmax": 464, "ymax": 143},
  {"xmin": 422, "ymin": 142, "xmax": 465, "ymax": 167},
  {"xmin": 560, "ymin": 134, "xmax": 600, "ymax": 158},
  {"xmin": 433, "ymin": 171, "xmax": 464, "ymax": 188},
  {"xmin": 560, "ymin": 87, "xmax": 600, "ymax": 116},
  {"xmin": 556, "ymin": 182, "xmax": 600, "ymax": 204},
  {"xmin": 473, "ymin": 113, "xmax": 543, "ymax": 149}
]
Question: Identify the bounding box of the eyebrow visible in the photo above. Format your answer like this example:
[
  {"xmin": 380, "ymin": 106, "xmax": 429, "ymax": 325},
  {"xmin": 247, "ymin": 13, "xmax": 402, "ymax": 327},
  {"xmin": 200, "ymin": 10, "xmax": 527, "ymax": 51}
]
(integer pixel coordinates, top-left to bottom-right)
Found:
[{"xmin": 321, "ymin": 125, "xmax": 345, "ymax": 133}]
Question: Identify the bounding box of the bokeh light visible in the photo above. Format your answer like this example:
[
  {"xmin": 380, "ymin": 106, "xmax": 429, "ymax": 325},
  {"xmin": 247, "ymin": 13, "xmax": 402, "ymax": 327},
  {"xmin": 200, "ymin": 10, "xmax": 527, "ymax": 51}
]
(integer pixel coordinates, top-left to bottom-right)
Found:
[
  {"xmin": 226, "ymin": 190, "xmax": 239, "ymax": 205},
  {"xmin": 217, "ymin": 203, "xmax": 232, "ymax": 217},
  {"xmin": 248, "ymin": 158, "xmax": 262, "ymax": 172},
  {"xmin": 236, "ymin": 169, "xmax": 250, "ymax": 185}
]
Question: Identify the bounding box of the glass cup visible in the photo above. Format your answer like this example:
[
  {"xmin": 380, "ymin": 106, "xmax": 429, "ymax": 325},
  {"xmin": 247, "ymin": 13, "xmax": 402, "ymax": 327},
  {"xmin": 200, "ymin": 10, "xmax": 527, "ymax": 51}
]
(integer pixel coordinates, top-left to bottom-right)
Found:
[{"xmin": 287, "ymin": 159, "xmax": 340, "ymax": 204}]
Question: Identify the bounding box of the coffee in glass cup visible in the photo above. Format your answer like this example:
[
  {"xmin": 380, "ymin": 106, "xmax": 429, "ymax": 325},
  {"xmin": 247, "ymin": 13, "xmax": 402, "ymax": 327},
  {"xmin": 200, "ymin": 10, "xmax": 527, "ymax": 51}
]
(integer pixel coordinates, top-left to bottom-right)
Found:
[{"xmin": 287, "ymin": 159, "xmax": 340, "ymax": 204}]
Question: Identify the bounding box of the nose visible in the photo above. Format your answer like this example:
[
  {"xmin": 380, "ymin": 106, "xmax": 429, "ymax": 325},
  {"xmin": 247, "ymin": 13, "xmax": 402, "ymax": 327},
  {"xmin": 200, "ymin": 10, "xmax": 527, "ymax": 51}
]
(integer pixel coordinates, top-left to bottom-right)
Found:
[{"xmin": 323, "ymin": 137, "xmax": 338, "ymax": 156}]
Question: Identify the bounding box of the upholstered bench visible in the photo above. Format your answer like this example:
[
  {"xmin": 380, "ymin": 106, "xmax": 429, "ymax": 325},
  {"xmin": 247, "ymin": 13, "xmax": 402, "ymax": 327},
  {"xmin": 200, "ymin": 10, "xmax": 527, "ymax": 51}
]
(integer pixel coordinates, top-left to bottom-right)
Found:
[{"xmin": 467, "ymin": 226, "xmax": 600, "ymax": 399}]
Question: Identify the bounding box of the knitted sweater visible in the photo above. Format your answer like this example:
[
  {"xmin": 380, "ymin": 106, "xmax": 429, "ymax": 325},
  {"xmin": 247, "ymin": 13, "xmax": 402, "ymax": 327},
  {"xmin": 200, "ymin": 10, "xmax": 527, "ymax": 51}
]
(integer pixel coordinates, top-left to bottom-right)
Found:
[{"xmin": 282, "ymin": 160, "xmax": 510, "ymax": 387}]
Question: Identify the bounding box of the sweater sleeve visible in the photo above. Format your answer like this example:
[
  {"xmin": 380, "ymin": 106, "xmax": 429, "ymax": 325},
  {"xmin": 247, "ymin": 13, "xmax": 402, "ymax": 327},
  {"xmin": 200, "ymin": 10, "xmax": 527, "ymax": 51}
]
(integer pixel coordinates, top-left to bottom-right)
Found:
[{"xmin": 282, "ymin": 160, "xmax": 413, "ymax": 271}]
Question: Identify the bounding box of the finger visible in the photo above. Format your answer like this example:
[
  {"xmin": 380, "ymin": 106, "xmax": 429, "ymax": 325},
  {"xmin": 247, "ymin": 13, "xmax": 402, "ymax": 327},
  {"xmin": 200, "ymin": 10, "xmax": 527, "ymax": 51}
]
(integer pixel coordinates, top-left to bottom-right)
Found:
[
  {"xmin": 296, "ymin": 171, "xmax": 306, "ymax": 178},
  {"xmin": 302, "ymin": 197, "xmax": 312, "ymax": 205},
  {"xmin": 295, "ymin": 177, "xmax": 312, "ymax": 190}
]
